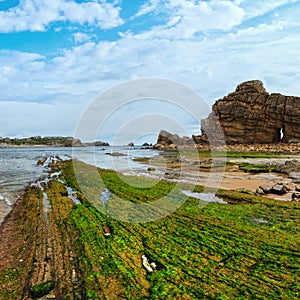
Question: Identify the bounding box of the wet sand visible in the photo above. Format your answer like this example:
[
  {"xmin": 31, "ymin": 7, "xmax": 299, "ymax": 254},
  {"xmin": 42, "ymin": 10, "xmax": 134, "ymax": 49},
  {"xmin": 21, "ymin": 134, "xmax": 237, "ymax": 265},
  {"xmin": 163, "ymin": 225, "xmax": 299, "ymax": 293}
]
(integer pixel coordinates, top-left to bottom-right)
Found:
[{"xmin": 132, "ymin": 155, "xmax": 296, "ymax": 201}]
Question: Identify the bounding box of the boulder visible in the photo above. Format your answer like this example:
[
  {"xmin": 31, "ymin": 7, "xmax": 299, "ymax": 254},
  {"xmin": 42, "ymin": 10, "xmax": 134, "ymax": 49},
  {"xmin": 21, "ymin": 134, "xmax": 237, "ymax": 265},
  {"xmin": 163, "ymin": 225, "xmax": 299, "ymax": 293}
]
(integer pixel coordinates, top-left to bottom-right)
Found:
[
  {"xmin": 292, "ymin": 192, "xmax": 300, "ymax": 201},
  {"xmin": 154, "ymin": 130, "xmax": 194, "ymax": 149},
  {"xmin": 94, "ymin": 141, "xmax": 109, "ymax": 146},
  {"xmin": 256, "ymin": 187, "xmax": 265, "ymax": 195},
  {"xmin": 274, "ymin": 160, "xmax": 300, "ymax": 174},
  {"xmin": 64, "ymin": 138, "xmax": 82, "ymax": 147},
  {"xmin": 259, "ymin": 185, "xmax": 272, "ymax": 194},
  {"xmin": 270, "ymin": 184, "xmax": 288, "ymax": 195},
  {"xmin": 30, "ymin": 281, "xmax": 55, "ymax": 298}
]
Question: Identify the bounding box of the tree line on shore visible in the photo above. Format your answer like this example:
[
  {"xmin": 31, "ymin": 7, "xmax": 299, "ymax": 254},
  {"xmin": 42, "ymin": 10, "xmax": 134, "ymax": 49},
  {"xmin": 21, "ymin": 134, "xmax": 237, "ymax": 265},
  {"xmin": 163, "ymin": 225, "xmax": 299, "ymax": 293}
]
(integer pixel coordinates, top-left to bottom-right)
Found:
[{"xmin": 0, "ymin": 136, "xmax": 109, "ymax": 147}]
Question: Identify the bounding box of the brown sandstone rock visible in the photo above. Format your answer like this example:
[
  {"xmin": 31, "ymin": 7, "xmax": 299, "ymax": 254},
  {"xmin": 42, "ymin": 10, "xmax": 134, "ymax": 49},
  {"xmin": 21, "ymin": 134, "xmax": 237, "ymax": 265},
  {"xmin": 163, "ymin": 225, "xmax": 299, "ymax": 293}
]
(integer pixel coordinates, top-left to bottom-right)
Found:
[
  {"xmin": 201, "ymin": 80, "xmax": 300, "ymax": 144},
  {"xmin": 154, "ymin": 130, "xmax": 195, "ymax": 149}
]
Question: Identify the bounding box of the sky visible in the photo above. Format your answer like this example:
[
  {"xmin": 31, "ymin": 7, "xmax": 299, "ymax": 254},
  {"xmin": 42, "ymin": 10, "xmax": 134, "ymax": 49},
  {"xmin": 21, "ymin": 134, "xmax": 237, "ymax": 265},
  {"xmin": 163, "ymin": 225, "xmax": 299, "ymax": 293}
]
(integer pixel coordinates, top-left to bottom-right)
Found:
[{"xmin": 0, "ymin": 0, "xmax": 300, "ymax": 144}]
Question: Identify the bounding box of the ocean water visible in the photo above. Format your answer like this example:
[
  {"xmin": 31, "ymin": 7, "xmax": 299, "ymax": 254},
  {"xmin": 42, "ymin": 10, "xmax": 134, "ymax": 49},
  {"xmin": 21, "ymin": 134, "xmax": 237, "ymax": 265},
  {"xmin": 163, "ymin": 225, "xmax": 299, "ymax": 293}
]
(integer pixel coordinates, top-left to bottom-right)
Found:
[{"xmin": 0, "ymin": 146, "xmax": 158, "ymax": 224}]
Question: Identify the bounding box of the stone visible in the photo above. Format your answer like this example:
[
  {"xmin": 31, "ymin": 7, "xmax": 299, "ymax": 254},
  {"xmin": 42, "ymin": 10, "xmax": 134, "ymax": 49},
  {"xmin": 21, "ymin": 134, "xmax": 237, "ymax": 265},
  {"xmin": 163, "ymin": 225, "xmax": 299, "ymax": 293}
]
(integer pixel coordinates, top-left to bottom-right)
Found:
[
  {"xmin": 201, "ymin": 80, "xmax": 300, "ymax": 144},
  {"xmin": 270, "ymin": 184, "xmax": 288, "ymax": 195},
  {"xmin": 256, "ymin": 187, "xmax": 265, "ymax": 195},
  {"xmin": 292, "ymin": 192, "xmax": 300, "ymax": 201},
  {"xmin": 127, "ymin": 142, "xmax": 134, "ymax": 147},
  {"xmin": 259, "ymin": 185, "xmax": 272, "ymax": 194},
  {"xmin": 295, "ymin": 185, "xmax": 300, "ymax": 192},
  {"xmin": 288, "ymin": 172, "xmax": 300, "ymax": 183},
  {"xmin": 94, "ymin": 141, "xmax": 109, "ymax": 146},
  {"xmin": 105, "ymin": 152, "xmax": 127, "ymax": 157},
  {"xmin": 64, "ymin": 138, "xmax": 82, "ymax": 147},
  {"xmin": 274, "ymin": 160, "xmax": 300, "ymax": 174},
  {"xmin": 30, "ymin": 281, "xmax": 55, "ymax": 298},
  {"xmin": 154, "ymin": 130, "xmax": 195, "ymax": 149}
]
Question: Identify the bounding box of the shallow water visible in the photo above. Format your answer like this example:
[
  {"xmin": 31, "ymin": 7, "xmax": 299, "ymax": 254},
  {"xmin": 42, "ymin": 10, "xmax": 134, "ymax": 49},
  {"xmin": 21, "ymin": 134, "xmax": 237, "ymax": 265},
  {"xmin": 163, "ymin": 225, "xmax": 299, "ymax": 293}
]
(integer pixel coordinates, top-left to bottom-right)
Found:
[
  {"xmin": 0, "ymin": 146, "xmax": 159, "ymax": 224},
  {"xmin": 182, "ymin": 190, "xmax": 227, "ymax": 204}
]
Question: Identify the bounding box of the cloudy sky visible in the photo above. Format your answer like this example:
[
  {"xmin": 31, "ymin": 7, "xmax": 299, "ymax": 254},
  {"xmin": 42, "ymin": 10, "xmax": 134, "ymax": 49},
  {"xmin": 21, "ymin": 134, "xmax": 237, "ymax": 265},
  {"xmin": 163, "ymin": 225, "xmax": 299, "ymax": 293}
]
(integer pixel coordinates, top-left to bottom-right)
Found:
[{"xmin": 0, "ymin": 0, "xmax": 299, "ymax": 144}]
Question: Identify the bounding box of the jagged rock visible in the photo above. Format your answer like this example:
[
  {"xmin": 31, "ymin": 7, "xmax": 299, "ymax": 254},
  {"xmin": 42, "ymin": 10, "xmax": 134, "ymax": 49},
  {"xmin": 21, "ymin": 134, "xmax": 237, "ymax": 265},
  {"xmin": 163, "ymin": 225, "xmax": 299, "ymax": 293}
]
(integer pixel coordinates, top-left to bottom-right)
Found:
[
  {"xmin": 37, "ymin": 157, "xmax": 47, "ymax": 166},
  {"xmin": 64, "ymin": 138, "xmax": 82, "ymax": 147},
  {"xmin": 142, "ymin": 142, "xmax": 150, "ymax": 146},
  {"xmin": 270, "ymin": 184, "xmax": 288, "ymax": 195},
  {"xmin": 201, "ymin": 80, "xmax": 300, "ymax": 144},
  {"xmin": 256, "ymin": 187, "xmax": 265, "ymax": 195},
  {"xmin": 154, "ymin": 130, "xmax": 194, "ymax": 149},
  {"xmin": 127, "ymin": 142, "xmax": 134, "ymax": 147},
  {"xmin": 259, "ymin": 185, "xmax": 272, "ymax": 194},
  {"xmin": 274, "ymin": 160, "xmax": 300, "ymax": 174},
  {"xmin": 94, "ymin": 141, "xmax": 109, "ymax": 146},
  {"xmin": 292, "ymin": 192, "xmax": 300, "ymax": 201}
]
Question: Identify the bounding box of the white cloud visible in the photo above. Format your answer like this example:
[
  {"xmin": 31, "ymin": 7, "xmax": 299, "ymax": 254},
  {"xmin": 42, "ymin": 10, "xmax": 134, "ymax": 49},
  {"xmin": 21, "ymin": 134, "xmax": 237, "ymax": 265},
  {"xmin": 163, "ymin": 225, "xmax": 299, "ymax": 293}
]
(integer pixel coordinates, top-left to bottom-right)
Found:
[
  {"xmin": 131, "ymin": 0, "xmax": 161, "ymax": 19},
  {"xmin": 61, "ymin": 1, "xmax": 123, "ymax": 29},
  {"xmin": 229, "ymin": 20, "xmax": 287, "ymax": 40},
  {"xmin": 0, "ymin": 0, "xmax": 123, "ymax": 33},
  {"xmin": 73, "ymin": 32, "xmax": 92, "ymax": 44},
  {"xmin": 1, "ymin": 1, "xmax": 300, "ymax": 138},
  {"xmin": 127, "ymin": 0, "xmax": 245, "ymax": 40},
  {"xmin": 240, "ymin": 0, "xmax": 299, "ymax": 19}
]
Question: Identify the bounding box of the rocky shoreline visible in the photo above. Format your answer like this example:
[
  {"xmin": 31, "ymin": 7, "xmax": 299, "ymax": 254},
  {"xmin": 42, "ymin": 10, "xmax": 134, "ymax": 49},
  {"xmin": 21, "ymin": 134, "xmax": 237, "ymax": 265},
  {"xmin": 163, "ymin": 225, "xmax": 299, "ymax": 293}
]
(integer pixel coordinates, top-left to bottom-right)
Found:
[{"xmin": 154, "ymin": 131, "xmax": 300, "ymax": 153}]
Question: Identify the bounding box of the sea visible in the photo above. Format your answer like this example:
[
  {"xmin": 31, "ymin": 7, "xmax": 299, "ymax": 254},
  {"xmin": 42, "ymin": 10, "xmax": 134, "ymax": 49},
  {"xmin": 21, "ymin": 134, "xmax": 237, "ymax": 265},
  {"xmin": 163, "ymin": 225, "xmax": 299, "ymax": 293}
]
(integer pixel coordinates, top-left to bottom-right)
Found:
[{"xmin": 0, "ymin": 146, "xmax": 159, "ymax": 224}]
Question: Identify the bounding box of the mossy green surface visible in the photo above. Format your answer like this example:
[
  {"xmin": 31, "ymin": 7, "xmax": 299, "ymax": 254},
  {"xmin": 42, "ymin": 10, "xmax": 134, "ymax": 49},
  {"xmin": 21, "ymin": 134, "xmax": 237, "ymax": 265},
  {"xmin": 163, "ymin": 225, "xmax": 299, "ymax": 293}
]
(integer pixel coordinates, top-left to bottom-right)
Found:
[
  {"xmin": 30, "ymin": 281, "xmax": 55, "ymax": 298},
  {"xmin": 0, "ymin": 159, "xmax": 299, "ymax": 299},
  {"xmin": 61, "ymin": 160, "xmax": 300, "ymax": 299}
]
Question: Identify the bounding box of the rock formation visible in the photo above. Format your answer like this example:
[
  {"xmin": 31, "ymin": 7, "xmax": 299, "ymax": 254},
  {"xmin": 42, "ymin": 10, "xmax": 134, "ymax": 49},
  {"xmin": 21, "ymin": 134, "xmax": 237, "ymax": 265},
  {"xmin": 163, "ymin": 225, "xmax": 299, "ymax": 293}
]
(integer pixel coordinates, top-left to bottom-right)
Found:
[
  {"xmin": 154, "ymin": 130, "xmax": 195, "ymax": 149},
  {"xmin": 201, "ymin": 80, "xmax": 300, "ymax": 144}
]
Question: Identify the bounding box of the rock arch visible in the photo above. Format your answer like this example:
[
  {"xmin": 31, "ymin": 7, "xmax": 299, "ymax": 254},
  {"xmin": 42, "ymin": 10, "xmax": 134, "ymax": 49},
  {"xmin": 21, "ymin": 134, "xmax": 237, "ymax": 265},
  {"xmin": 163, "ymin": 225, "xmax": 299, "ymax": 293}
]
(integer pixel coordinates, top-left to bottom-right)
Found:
[{"xmin": 201, "ymin": 80, "xmax": 300, "ymax": 144}]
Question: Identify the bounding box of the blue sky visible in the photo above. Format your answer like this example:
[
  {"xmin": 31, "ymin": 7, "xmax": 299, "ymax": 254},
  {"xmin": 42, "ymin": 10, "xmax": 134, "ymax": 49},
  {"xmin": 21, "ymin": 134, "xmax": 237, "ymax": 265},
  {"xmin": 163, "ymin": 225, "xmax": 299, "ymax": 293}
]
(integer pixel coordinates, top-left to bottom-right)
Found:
[{"xmin": 0, "ymin": 0, "xmax": 300, "ymax": 143}]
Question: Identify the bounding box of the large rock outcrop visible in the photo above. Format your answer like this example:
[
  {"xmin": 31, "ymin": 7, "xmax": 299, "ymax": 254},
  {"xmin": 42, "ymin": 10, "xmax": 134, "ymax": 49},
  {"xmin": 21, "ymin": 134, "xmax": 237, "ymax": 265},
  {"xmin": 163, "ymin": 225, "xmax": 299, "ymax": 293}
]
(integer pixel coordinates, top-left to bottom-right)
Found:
[
  {"xmin": 201, "ymin": 80, "xmax": 300, "ymax": 144},
  {"xmin": 154, "ymin": 130, "xmax": 195, "ymax": 149}
]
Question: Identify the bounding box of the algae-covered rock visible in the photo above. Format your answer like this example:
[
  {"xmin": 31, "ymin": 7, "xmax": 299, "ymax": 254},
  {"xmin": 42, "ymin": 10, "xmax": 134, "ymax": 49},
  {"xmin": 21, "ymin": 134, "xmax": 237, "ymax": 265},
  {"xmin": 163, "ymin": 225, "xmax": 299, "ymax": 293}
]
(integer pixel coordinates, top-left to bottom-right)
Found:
[{"xmin": 30, "ymin": 280, "xmax": 55, "ymax": 298}]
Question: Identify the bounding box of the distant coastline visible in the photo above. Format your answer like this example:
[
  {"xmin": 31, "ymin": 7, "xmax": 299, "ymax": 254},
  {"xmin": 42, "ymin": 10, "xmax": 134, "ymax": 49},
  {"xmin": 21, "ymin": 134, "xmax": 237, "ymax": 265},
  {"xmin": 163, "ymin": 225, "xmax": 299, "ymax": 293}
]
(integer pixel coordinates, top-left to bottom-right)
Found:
[{"xmin": 0, "ymin": 136, "xmax": 109, "ymax": 148}]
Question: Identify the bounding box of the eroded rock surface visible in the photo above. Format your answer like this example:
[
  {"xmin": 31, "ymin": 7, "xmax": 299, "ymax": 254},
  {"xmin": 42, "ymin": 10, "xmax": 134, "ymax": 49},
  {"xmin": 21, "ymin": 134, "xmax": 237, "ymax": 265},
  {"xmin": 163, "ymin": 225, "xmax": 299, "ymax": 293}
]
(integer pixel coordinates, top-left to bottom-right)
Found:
[
  {"xmin": 154, "ymin": 130, "xmax": 195, "ymax": 149},
  {"xmin": 201, "ymin": 80, "xmax": 300, "ymax": 144}
]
